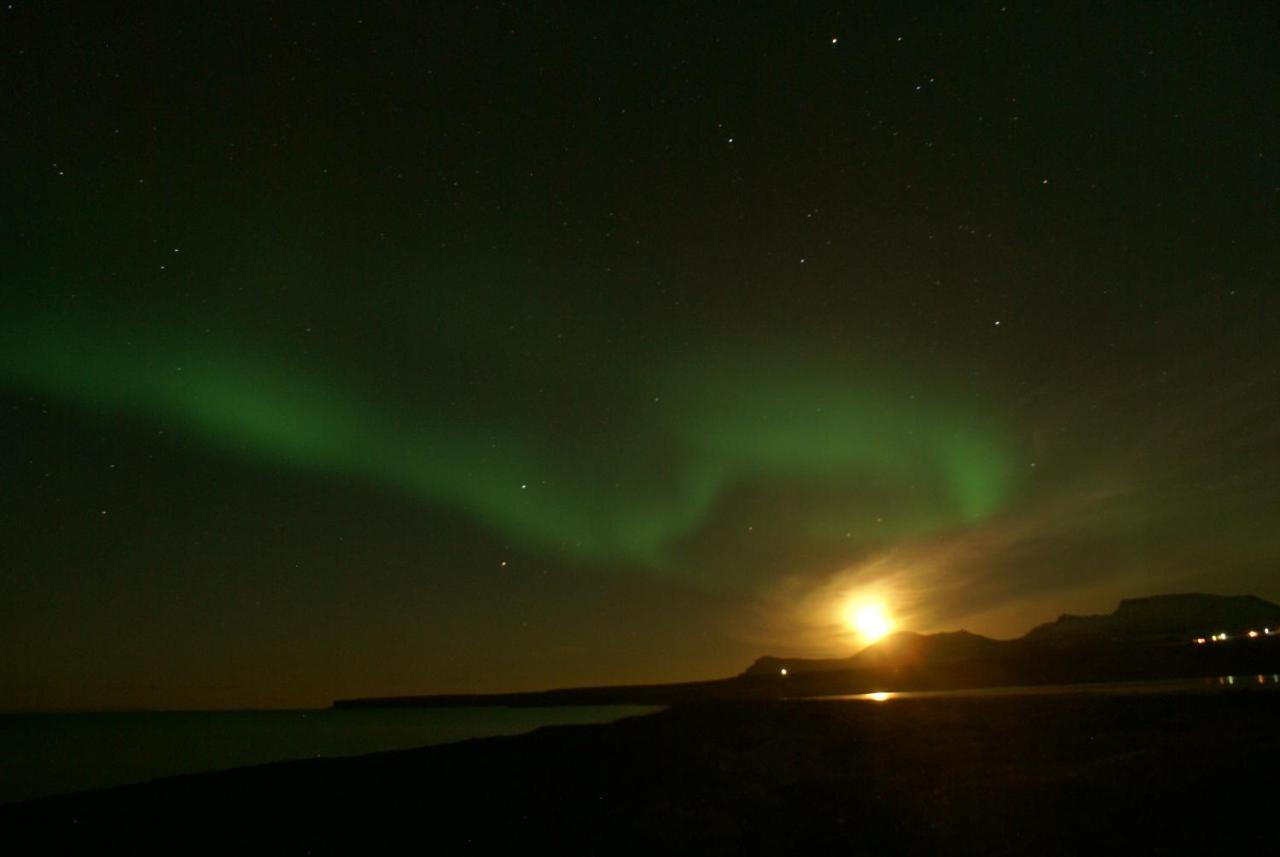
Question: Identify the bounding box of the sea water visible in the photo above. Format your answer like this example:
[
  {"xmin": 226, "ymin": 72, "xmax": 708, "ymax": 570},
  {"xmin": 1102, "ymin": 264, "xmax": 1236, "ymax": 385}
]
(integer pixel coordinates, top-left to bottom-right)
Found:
[
  {"xmin": 0, "ymin": 705, "xmax": 659, "ymax": 804},
  {"xmin": 826, "ymin": 674, "xmax": 1280, "ymax": 702}
]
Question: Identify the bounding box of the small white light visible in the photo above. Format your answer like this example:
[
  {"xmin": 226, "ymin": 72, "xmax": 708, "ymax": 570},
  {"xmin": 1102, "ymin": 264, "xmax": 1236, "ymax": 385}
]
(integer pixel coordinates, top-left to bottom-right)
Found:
[{"xmin": 779, "ymin": 668, "xmax": 788, "ymax": 676}]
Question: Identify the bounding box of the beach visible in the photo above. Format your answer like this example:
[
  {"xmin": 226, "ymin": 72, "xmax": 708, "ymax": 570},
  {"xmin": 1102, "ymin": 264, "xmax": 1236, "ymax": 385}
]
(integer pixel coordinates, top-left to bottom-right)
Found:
[
  {"xmin": 5, "ymin": 690, "xmax": 1277, "ymax": 854},
  {"xmin": 0, "ymin": 705, "xmax": 659, "ymax": 805}
]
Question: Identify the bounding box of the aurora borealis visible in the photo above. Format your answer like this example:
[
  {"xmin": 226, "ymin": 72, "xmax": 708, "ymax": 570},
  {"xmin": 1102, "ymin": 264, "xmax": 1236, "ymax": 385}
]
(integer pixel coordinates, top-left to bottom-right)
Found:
[
  {"xmin": 2, "ymin": 313, "xmax": 1017, "ymax": 566},
  {"xmin": 3, "ymin": 3, "xmax": 1278, "ymax": 709}
]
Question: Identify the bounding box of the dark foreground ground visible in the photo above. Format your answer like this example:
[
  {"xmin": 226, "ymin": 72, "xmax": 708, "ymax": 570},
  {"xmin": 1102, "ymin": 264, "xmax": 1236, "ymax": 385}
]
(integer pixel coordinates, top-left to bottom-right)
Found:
[{"xmin": 4, "ymin": 692, "xmax": 1277, "ymax": 855}]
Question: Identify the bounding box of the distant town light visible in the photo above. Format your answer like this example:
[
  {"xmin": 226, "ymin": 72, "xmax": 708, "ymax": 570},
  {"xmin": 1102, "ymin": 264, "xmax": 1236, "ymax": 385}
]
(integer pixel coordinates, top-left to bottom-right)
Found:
[
  {"xmin": 1194, "ymin": 637, "xmax": 1206, "ymax": 644},
  {"xmin": 868, "ymin": 692, "xmax": 892, "ymax": 702},
  {"xmin": 779, "ymin": 668, "xmax": 788, "ymax": 676},
  {"xmin": 1248, "ymin": 630, "xmax": 1259, "ymax": 638}
]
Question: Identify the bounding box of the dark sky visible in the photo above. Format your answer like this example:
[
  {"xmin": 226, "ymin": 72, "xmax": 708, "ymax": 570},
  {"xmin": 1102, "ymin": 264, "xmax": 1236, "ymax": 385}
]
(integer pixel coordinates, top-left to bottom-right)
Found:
[{"xmin": 3, "ymin": 2, "xmax": 1278, "ymax": 710}]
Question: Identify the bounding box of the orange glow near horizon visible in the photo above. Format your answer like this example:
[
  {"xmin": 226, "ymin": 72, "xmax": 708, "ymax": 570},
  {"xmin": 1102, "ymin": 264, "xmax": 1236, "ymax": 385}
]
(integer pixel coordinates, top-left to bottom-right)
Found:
[{"xmin": 845, "ymin": 601, "xmax": 894, "ymax": 644}]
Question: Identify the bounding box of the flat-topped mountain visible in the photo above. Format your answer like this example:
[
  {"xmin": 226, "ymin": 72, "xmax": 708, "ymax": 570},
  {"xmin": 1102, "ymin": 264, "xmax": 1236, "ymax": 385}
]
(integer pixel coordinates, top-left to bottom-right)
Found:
[
  {"xmin": 339, "ymin": 593, "xmax": 1280, "ymax": 708},
  {"xmin": 743, "ymin": 593, "xmax": 1280, "ymax": 677},
  {"xmin": 1024, "ymin": 593, "xmax": 1280, "ymax": 645}
]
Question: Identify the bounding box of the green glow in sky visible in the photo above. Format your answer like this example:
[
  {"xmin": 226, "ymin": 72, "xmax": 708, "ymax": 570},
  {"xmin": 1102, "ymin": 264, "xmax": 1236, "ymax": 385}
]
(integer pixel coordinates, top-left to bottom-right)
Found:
[{"xmin": 2, "ymin": 314, "xmax": 1018, "ymax": 567}]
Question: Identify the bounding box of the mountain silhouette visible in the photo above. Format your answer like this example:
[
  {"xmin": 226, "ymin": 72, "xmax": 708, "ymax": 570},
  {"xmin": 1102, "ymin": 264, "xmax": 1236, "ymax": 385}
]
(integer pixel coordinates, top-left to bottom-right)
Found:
[
  {"xmin": 338, "ymin": 593, "xmax": 1280, "ymax": 708},
  {"xmin": 1023, "ymin": 593, "xmax": 1280, "ymax": 645},
  {"xmin": 744, "ymin": 593, "xmax": 1280, "ymax": 678}
]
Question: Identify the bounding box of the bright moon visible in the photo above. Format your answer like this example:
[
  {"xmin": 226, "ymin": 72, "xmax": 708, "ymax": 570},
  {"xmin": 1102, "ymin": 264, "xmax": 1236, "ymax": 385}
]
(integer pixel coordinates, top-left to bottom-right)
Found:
[{"xmin": 846, "ymin": 602, "xmax": 894, "ymax": 643}]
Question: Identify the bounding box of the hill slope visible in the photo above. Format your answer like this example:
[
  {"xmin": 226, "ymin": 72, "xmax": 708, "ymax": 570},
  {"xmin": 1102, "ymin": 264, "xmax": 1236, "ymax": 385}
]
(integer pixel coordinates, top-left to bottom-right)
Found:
[{"xmin": 743, "ymin": 593, "xmax": 1280, "ymax": 677}]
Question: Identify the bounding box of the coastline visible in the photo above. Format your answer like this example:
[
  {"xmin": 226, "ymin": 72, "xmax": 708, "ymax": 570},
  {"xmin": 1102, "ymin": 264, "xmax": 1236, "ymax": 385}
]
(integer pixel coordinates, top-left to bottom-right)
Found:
[{"xmin": 6, "ymin": 690, "xmax": 1277, "ymax": 854}]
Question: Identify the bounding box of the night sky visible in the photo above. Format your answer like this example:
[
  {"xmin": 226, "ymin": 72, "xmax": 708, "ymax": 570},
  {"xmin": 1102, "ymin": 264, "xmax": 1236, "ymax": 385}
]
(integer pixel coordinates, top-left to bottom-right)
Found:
[{"xmin": 3, "ymin": 3, "xmax": 1278, "ymax": 710}]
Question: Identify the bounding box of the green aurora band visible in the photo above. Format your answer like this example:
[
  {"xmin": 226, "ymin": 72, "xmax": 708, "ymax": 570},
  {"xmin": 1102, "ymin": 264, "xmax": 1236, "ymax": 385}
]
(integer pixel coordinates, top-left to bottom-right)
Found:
[{"xmin": 2, "ymin": 315, "xmax": 1019, "ymax": 568}]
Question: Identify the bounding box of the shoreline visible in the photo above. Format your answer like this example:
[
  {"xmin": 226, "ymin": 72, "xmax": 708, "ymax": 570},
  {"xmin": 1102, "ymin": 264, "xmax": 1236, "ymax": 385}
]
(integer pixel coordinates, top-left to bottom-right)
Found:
[{"xmin": 6, "ymin": 691, "xmax": 1278, "ymax": 854}]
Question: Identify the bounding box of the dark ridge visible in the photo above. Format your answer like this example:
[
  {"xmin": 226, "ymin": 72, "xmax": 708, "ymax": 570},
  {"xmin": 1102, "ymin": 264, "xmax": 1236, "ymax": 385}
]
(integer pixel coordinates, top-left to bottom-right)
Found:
[
  {"xmin": 1024, "ymin": 593, "xmax": 1280, "ymax": 645},
  {"xmin": 7, "ymin": 695, "xmax": 1280, "ymax": 854},
  {"xmin": 338, "ymin": 594, "xmax": 1280, "ymax": 708}
]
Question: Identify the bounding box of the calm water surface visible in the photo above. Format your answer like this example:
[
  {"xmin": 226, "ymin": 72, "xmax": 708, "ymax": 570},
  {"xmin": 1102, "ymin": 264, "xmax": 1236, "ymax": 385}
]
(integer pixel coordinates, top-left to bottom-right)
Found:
[
  {"xmin": 9, "ymin": 676, "xmax": 1277, "ymax": 804},
  {"xmin": 828, "ymin": 674, "xmax": 1280, "ymax": 702},
  {"xmin": 0, "ymin": 705, "xmax": 658, "ymax": 805}
]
